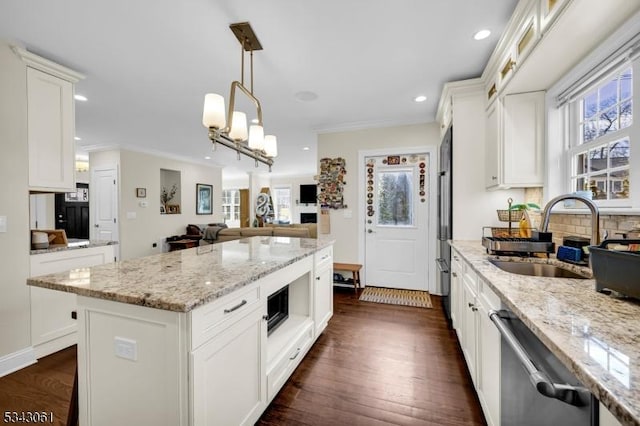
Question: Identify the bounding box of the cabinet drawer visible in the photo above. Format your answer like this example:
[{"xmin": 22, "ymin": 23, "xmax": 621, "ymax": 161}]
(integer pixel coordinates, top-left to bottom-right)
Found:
[
  {"xmin": 267, "ymin": 321, "xmax": 314, "ymax": 401},
  {"xmin": 478, "ymin": 279, "xmax": 501, "ymax": 310},
  {"xmin": 191, "ymin": 284, "xmax": 261, "ymax": 350},
  {"xmin": 315, "ymin": 246, "xmax": 333, "ymax": 269}
]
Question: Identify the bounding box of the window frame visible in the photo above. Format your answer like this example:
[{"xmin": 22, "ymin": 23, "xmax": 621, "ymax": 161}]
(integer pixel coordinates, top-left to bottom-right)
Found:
[
  {"xmin": 564, "ymin": 59, "xmax": 638, "ymax": 208},
  {"xmin": 271, "ymin": 184, "xmax": 292, "ymax": 224},
  {"xmin": 221, "ymin": 189, "xmax": 240, "ymax": 226}
]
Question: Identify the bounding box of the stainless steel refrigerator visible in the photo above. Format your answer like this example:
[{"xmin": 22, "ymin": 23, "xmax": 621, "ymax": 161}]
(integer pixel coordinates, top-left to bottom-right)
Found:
[{"xmin": 436, "ymin": 126, "xmax": 452, "ymax": 323}]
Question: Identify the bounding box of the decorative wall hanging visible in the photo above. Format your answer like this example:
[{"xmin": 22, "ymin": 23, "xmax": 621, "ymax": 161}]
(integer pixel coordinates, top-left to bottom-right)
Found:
[
  {"xmin": 318, "ymin": 157, "xmax": 347, "ymax": 209},
  {"xmin": 366, "ymin": 158, "xmax": 375, "ymax": 216}
]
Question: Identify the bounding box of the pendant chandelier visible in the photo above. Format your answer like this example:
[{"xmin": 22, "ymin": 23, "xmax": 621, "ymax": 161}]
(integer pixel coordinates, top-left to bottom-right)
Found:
[{"xmin": 202, "ymin": 22, "xmax": 277, "ymax": 170}]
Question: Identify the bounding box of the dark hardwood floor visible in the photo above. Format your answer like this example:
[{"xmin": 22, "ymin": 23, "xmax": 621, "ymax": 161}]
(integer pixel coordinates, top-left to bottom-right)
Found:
[{"xmin": 0, "ymin": 288, "xmax": 485, "ymax": 426}]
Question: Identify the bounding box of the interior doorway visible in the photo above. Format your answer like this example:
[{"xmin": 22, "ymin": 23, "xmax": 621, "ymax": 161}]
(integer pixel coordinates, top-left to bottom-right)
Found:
[{"xmin": 55, "ymin": 183, "xmax": 89, "ymax": 239}]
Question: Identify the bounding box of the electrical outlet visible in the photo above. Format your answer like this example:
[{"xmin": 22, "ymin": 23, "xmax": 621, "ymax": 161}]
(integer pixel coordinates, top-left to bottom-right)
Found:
[{"xmin": 114, "ymin": 336, "xmax": 137, "ymax": 361}]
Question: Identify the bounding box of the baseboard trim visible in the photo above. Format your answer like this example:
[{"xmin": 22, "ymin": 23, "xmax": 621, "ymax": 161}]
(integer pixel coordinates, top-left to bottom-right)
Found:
[{"xmin": 0, "ymin": 346, "xmax": 37, "ymax": 378}]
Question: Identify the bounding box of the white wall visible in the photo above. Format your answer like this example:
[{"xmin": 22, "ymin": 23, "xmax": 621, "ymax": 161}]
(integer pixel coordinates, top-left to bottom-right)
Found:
[
  {"xmin": 270, "ymin": 175, "xmax": 316, "ymax": 223},
  {"xmin": 118, "ymin": 150, "xmax": 223, "ymax": 260},
  {"xmin": 451, "ymin": 90, "xmax": 524, "ymax": 240},
  {"xmin": 318, "ymin": 123, "xmax": 438, "ymax": 264},
  {"xmin": 0, "ymin": 41, "xmax": 34, "ymax": 372}
]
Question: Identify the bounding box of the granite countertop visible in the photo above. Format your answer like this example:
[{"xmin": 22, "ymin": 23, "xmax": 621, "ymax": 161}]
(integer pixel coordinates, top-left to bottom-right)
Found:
[
  {"xmin": 30, "ymin": 240, "xmax": 118, "ymax": 255},
  {"xmin": 450, "ymin": 240, "xmax": 640, "ymax": 426},
  {"xmin": 28, "ymin": 236, "xmax": 333, "ymax": 312}
]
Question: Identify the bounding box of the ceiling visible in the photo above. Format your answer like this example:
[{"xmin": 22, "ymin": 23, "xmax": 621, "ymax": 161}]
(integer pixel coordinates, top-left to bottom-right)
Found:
[{"xmin": 0, "ymin": 0, "xmax": 518, "ymax": 179}]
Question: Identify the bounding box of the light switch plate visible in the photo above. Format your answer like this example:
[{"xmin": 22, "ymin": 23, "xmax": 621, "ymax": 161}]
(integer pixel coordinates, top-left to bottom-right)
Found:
[
  {"xmin": 0, "ymin": 216, "xmax": 6, "ymax": 233},
  {"xmin": 114, "ymin": 336, "xmax": 137, "ymax": 361}
]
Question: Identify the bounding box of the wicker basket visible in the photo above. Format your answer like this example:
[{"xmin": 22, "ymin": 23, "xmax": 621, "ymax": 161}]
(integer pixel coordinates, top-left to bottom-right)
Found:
[{"xmin": 496, "ymin": 209, "xmax": 524, "ymax": 222}]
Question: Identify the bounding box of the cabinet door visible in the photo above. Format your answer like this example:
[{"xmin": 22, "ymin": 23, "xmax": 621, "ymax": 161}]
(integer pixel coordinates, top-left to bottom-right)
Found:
[
  {"xmin": 503, "ymin": 91, "xmax": 545, "ymax": 187},
  {"xmin": 450, "ymin": 251, "xmax": 462, "ymax": 334},
  {"xmin": 461, "ymin": 277, "xmax": 478, "ymax": 384},
  {"xmin": 477, "ymin": 296, "xmax": 501, "ymax": 426},
  {"xmin": 485, "ymin": 100, "xmax": 501, "ymax": 188},
  {"xmin": 314, "ymin": 261, "xmax": 333, "ymax": 336},
  {"xmin": 27, "ymin": 67, "xmax": 75, "ymax": 191},
  {"xmin": 191, "ymin": 307, "xmax": 266, "ymax": 426}
]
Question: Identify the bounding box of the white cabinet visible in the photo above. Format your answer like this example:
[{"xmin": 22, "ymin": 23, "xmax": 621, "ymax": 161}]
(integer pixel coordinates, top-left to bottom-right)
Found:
[
  {"xmin": 450, "ymin": 250, "xmax": 462, "ymax": 334},
  {"xmin": 476, "ymin": 280, "xmax": 502, "ymax": 426},
  {"xmin": 599, "ymin": 402, "xmax": 623, "ymax": 426},
  {"xmin": 461, "ymin": 269, "xmax": 478, "ymax": 385},
  {"xmin": 191, "ymin": 305, "xmax": 267, "ymax": 426},
  {"xmin": 313, "ymin": 246, "xmax": 333, "ymax": 336},
  {"xmin": 485, "ymin": 91, "xmax": 545, "ymax": 189},
  {"xmin": 30, "ymin": 244, "xmax": 115, "ymax": 359},
  {"xmin": 13, "ymin": 47, "xmax": 84, "ymax": 192},
  {"xmin": 450, "ymin": 248, "xmax": 501, "ymax": 426}
]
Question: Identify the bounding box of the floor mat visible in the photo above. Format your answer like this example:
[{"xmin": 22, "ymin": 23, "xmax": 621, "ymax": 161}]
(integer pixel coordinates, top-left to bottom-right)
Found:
[{"xmin": 359, "ymin": 286, "xmax": 433, "ymax": 308}]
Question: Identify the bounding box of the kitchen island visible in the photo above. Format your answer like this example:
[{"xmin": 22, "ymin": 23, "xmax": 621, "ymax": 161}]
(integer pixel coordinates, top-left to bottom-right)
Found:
[
  {"xmin": 450, "ymin": 241, "xmax": 640, "ymax": 426},
  {"xmin": 27, "ymin": 236, "xmax": 334, "ymax": 426}
]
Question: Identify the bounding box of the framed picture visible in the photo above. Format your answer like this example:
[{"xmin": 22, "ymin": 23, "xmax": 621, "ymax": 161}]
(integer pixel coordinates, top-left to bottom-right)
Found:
[
  {"xmin": 196, "ymin": 183, "xmax": 213, "ymax": 215},
  {"xmin": 166, "ymin": 204, "xmax": 181, "ymax": 214},
  {"xmin": 136, "ymin": 187, "xmax": 146, "ymax": 198}
]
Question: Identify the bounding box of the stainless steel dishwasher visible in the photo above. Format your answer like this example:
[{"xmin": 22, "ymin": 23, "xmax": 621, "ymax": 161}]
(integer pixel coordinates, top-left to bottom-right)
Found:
[{"xmin": 489, "ymin": 309, "xmax": 598, "ymax": 426}]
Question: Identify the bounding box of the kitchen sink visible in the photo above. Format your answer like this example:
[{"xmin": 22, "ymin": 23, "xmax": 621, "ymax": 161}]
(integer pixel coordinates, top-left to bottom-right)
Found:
[{"xmin": 489, "ymin": 259, "xmax": 589, "ymax": 279}]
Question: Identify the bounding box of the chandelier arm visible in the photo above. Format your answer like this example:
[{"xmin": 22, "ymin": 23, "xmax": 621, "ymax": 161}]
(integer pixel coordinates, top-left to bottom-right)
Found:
[
  {"xmin": 226, "ymin": 80, "xmax": 263, "ymax": 129},
  {"xmin": 208, "ymin": 130, "xmax": 273, "ymax": 167}
]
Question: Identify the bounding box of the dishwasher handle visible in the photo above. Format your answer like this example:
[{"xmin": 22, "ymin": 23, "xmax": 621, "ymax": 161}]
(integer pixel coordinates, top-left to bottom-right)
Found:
[{"xmin": 489, "ymin": 310, "xmax": 590, "ymax": 407}]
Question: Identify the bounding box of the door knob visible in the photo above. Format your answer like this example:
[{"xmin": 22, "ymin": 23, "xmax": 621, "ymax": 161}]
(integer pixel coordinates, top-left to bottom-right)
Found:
[
  {"xmin": 94, "ymin": 224, "xmax": 99, "ymax": 228},
  {"xmin": 367, "ymin": 229, "xmax": 375, "ymax": 234}
]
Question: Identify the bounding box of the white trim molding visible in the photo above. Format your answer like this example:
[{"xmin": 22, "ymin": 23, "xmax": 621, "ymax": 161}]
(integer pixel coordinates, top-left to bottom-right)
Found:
[{"xmin": 0, "ymin": 347, "xmax": 36, "ymax": 378}]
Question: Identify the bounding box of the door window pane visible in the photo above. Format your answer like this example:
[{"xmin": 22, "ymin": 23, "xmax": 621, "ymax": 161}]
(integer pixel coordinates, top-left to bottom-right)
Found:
[{"xmin": 377, "ymin": 171, "xmax": 413, "ymax": 226}]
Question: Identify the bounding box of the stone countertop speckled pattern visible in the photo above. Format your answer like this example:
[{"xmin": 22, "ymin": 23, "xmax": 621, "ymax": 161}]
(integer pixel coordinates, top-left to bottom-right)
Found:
[
  {"xmin": 450, "ymin": 240, "xmax": 640, "ymax": 426},
  {"xmin": 28, "ymin": 237, "xmax": 333, "ymax": 312},
  {"xmin": 30, "ymin": 240, "xmax": 118, "ymax": 255}
]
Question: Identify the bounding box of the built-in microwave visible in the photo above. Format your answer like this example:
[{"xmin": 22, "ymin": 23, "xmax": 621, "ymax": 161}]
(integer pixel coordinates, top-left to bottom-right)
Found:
[{"xmin": 267, "ymin": 285, "xmax": 289, "ymax": 335}]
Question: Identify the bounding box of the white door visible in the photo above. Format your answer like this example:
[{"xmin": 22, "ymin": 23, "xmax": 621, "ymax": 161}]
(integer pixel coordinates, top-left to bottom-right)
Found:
[
  {"xmin": 364, "ymin": 154, "xmax": 429, "ymax": 291},
  {"xmin": 92, "ymin": 167, "xmax": 119, "ymax": 248}
]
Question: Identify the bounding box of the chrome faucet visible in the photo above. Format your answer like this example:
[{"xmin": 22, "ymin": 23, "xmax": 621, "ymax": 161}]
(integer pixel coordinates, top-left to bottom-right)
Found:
[{"xmin": 539, "ymin": 194, "xmax": 600, "ymax": 246}]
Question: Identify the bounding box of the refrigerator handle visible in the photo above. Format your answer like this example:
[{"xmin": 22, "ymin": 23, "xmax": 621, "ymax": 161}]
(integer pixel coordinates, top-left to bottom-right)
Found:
[{"xmin": 435, "ymin": 258, "xmax": 449, "ymax": 273}]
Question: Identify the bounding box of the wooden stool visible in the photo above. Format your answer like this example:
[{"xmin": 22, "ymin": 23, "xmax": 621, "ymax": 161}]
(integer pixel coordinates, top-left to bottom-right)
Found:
[{"xmin": 333, "ymin": 262, "xmax": 362, "ymax": 292}]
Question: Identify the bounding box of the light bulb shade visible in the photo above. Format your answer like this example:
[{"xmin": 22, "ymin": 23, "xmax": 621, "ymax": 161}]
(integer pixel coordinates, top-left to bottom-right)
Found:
[
  {"xmin": 264, "ymin": 135, "xmax": 278, "ymax": 157},
  {"xmin": 202, "ymin": 93, "xmax": 226, "ymax": 129},
  {"xmin": 248, "ymin": 125, "xmax": 265, "ymax": 150},
  {"xmin": 229, "ymin": 111, "xmax": 248, "ymax": 141}
]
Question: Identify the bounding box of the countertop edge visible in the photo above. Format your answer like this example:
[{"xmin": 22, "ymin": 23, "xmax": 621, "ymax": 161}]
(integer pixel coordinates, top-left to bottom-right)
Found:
[{"xmin": 450, "ymin": 240, "xmax": 639, "ymax": 426}]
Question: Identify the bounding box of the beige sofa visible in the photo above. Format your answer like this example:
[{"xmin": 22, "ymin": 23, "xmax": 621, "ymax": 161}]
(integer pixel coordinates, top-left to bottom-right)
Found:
[{"xmin": 188, "ymin": 223, "xmax": 317, "ymax": 244}]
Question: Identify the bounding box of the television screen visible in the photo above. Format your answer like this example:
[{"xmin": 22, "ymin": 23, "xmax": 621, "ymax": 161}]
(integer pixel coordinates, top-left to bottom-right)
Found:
[{"xmin": 299, "ymin": 184, "xmax": 317, "ymax": 204}]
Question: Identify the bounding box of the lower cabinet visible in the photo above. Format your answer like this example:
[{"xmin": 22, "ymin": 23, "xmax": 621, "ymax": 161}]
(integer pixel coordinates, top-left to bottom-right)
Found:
[
  {"xmin": 30, "ymin": 245, "xmax": 115, "ymax": 358},
  {"xmin": 191, "ymin": 305, "xmax": 267, "ymax": 426},
  {"xmin": 451, "ymin": 249, "xmax": 501, "ymax": 426},
  {"xmin": 313, "ymin": 246, "xmax": 333, "ymax": 336}
]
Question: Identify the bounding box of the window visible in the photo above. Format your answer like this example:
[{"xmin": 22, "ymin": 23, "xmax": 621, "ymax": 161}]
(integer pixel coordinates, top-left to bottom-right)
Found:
[
  {"xmin": 272, "ymin": 186, "xmax": 292, "ymax": 224},
  {"xmin": 567, "ymin": 63, "xmax": 635, "ymax": 205},
  {"xmin": 221, "ymin": 189, "xmax": 240, "ymax": 227},
  {"xmin": 377, "ymin": 170, "xmax": 414, "ymax": 226}
]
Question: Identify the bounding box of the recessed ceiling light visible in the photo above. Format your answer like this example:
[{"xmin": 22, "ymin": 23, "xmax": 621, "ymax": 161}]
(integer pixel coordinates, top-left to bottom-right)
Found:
[
  {"xmin": 74, "ymin": 94, "xmax": 88, "ymax": 101},
  {"xmin": 414, "ymin": 95, "xmax": 427, "ymax": 103},
  {"xmin": 74, "ymin": 136, "xmax": 81, "ymax": 141},
  {"xmin": 303, "ymin": 147, "xmax": 310, "ymax": 151},
  {"xmin": 295, "ymin": 91, "xmax": 318, "ymax": 102},
  {"xmin": 204, "ymin": 156, "xmax": 211, "ymax": 160},
  {"xmin": 474, "ymin": 29, "xmax": 491, "ymax": 40}
]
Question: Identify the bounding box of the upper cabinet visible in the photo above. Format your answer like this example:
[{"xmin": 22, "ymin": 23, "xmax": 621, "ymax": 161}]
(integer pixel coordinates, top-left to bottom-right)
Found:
[
  {"xmin": 13, "ymin": 47, "xmax": 84, "ymax": 192},
  {"xmin": 485, "ymin": 91, "xmax": 545, "ymax": 190}
]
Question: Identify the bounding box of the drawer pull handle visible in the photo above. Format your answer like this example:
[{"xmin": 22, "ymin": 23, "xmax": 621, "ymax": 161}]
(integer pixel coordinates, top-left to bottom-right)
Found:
[
  {"xmin": 452, "ymin": 272, "xmax": 457, "ymax": 277},
  {"xmin": 468, "ymin": 302, "xmax": 475, "ymax": 308},
  {"xmin": 321, "ymin": 254, "xmax": 330, "ymax": 260},
  {"xmin": 224, "ymin": 299, "xmax": 247, "ymax": 314},
  {"xmin": 289, "ymin": 348, "xmax": 301, "ymax": 360},
  {"xmin": 316, "ymin": 276, "xmax": 321, "ymax": 280}
]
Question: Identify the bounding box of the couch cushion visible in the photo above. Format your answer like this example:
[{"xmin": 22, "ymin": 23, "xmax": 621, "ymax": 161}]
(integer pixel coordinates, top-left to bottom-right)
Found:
[{"xmin": 240, "ymin": 228, "xmax": 274, "ymax": 237}]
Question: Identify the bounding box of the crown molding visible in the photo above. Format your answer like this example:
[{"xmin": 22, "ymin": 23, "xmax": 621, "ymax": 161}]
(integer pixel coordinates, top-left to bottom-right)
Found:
[{"xmin": 12, "ymin": 46, "xmax": 85, "ymax": 82}]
